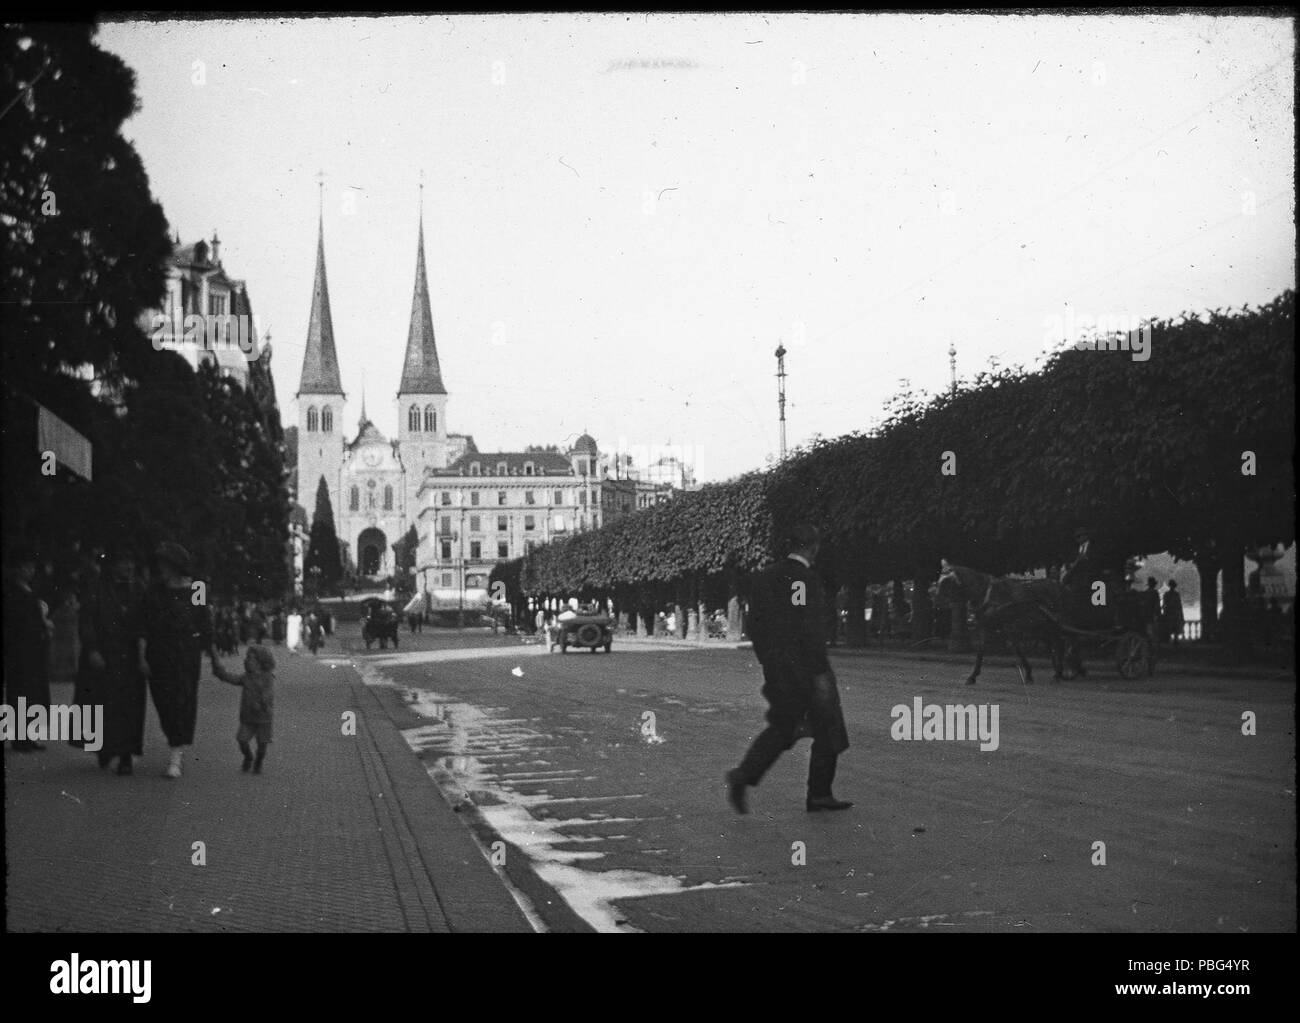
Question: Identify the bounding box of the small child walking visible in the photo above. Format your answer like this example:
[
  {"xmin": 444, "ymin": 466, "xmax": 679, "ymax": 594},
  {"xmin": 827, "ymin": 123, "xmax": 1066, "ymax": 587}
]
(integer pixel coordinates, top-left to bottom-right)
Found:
[{"xmin": 209, "ymin": 644, "xmax": 275, "ymax": 773}]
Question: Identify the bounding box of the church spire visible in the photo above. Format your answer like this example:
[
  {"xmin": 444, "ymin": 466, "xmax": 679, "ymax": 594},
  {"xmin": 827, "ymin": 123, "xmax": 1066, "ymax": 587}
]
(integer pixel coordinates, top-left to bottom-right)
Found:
[
  {"xmin": 397, "ymin": 191, "xmax": 447, "ymax": 396},
  {"xmin": 296, "ymin": 206, "xmax": 344, "ymax": 397}
]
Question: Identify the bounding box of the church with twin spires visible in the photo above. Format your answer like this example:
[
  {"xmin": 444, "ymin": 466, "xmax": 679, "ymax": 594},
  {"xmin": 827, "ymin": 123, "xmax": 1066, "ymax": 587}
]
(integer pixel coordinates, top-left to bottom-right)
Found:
[
  {"xmin": 295, "ymin": 205, "xmax": 477, "ymax": 579},
  {"xmin": 295, "ymin": 200, "xmax": 608, "ymax": 586}
]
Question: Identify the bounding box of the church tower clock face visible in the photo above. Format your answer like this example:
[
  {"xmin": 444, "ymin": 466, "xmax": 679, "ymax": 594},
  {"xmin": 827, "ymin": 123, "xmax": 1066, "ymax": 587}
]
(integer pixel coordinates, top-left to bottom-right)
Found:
[{"xmin": 363, "ymin": 448, "xmax": 382, "ymax": 468}]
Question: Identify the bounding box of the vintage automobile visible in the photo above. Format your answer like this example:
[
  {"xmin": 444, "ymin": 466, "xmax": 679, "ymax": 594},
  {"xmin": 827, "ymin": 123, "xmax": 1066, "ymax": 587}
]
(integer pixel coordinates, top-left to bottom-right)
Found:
[
  {"xmin": 361, "ymin": 600, "xmax": 401, "ymax": 651},
  {"xmin": 551, "ymin": 611, "xmax": 614, "ymax": 654}
]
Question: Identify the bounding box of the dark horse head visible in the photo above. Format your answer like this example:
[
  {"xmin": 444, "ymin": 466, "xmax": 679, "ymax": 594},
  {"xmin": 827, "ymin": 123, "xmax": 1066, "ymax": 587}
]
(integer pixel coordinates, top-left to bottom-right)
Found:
[{"xmin": 934, "ymin": 559, "xmax": 993, "ymax": 608}]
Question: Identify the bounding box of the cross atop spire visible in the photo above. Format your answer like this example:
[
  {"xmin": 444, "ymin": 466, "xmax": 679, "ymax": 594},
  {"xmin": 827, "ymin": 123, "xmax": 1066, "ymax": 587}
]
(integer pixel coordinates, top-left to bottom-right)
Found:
[{"xmin": 316, "ymin": 169, "xmax": 325, "ymax": 218}]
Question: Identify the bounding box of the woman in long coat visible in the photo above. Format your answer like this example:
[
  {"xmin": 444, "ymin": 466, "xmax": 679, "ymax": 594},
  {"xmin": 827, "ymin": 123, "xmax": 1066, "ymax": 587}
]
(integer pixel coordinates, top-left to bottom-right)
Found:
[
  {"xmin": 75, "ymin": 548, "xmax": 147, "ymax": 773},
  {"xmin": 137, "ymin": 542, "xmax": 213, "ymax": 778}
]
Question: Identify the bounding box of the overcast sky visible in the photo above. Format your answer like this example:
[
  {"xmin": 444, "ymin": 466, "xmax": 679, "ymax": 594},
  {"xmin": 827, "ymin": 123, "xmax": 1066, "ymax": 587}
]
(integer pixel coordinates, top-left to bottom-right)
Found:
[{"xmin": 98, "ymin": 13, "xmax": 1294, "ymax": 483}]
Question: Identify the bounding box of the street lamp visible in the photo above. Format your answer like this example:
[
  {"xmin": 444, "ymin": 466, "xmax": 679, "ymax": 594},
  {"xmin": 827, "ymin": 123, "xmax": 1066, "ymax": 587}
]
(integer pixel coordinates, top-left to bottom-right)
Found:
[{"xmin": 457, "ymin": 488, "xmax": 465, "ymax": 629}]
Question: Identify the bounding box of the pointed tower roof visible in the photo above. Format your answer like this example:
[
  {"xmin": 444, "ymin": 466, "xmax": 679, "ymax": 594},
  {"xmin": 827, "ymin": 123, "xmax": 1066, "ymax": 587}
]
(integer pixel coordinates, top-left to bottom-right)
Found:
[
  {"xmin": 398, "ymin": 207, "xmax": 447, "ymax": 396},
  {"xmin": 297, "ymin": 214, "xmax": 344, "ymax": 397}
]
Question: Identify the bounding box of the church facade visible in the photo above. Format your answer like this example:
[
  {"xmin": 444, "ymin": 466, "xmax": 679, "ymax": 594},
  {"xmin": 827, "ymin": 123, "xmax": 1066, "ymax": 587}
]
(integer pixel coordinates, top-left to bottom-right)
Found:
[
  {"xmin": 295, "ymin": 209, "xmax": 475, "ymax": 579},
  {"xmin": 294, "ymin": 205, "xmax": 600, "ymax": 585}
]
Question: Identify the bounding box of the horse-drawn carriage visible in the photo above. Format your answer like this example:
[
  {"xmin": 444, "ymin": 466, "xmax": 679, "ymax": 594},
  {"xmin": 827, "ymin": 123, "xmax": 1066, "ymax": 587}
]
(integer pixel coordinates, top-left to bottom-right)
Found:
[
  {"xmin": 935, "ymin": 561, "xmax": 1153, "ymax": 684},
  {"xmin": 361, "ymin": 599, "xmax": 401, "ymax": 651}
]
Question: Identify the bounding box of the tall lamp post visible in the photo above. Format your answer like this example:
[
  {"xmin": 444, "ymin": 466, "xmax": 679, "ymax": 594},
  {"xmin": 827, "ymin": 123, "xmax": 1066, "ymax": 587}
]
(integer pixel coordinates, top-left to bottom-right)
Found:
[{"xmin": 457, "ymin": 489, "xmax": 465, "ymax": 630}]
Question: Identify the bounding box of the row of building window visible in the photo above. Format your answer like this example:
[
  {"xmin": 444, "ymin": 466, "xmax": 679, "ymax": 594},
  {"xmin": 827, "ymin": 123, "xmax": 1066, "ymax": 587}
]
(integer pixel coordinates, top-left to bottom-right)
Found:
[
  {"xmin": 467, "ymin": 461, "xmax": 539, "ymax": 476},
  {"xmin": 408, "ymin": 406, "xmax": 438, "ymax": 432},
  {"xmin": 440, "ymin": 540, "xmax": 523, "ymax": 560},
  {"xmin": 458, "ymin": 459, "xmax": 589, "ymax": 477},
  {"xmin": 304, "ymin": 407, "xmax": 334, "ymax": 433},
  {"xmin": 438, "ymin": 489, "xmax": 586, "ymax": 507},
  {"xmin": 434, "ymin": 512, "xmax": 595, "ymax": 537},
  {"xmin": 439, "ymin": 514, "xmax": 553, "ymax": 533}
]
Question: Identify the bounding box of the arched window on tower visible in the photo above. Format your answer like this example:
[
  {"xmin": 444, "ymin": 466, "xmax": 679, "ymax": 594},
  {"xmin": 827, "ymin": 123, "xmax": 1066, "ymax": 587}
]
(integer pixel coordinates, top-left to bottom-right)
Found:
[
  {"xmin": 306, "ymin": 406, "xmax": 319, "ymax": 432},
  {"xmin": 349, "ymin": 486, "xmax": 359, "ymax": 511},
  {"xmin": 383, "ymin": 485, "xmax": 393, "ymax": 511},
  {"xmin": 424, "ymin": 405, "xmax": 436, "ymax": 432},
  {"xmin": 321, "ymin": 406, "xmax": 333, "ymax": 433},
  {"xmin": 409, "ymin": 405, "xmax": 421, "ymax": 432}
]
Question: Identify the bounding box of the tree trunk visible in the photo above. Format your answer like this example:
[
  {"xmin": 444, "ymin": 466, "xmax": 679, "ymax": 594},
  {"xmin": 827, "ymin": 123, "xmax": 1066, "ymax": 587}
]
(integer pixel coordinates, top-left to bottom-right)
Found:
[
  {"xmin": 1219, "ymin": 543, "xmax": 1247, "ymax": 654},
  {"xmin": 910, "ymin": 574, "xmax": 933, "ymax": 641},
  {"xmin": 844, "ymin": 578, "xmax": 867, "ymax": 647},
  {"xmin": 1196, "ymin": 560, "xmax": 1218, "ymax": 642}
]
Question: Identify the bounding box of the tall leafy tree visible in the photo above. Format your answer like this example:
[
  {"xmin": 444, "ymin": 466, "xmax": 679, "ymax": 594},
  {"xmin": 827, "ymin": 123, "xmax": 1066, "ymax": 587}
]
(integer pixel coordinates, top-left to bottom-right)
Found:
[
  {"xmin": 1, "ymin": 23, "xmax": 170, "ymax": 395},
  {"xmin": 305, "ymin": 475, "xmax": 342, "ymax": 594},
  {"xmin": 392, "ymin": 523, "xmax": 419, "ymax": 575},
  {"xmin": 2, "ymin": 23, "xmax": 172, "ymax": 553},
  {"xmin": 195, "ymin": 361, "xmax": 289, "ymax": 600}
]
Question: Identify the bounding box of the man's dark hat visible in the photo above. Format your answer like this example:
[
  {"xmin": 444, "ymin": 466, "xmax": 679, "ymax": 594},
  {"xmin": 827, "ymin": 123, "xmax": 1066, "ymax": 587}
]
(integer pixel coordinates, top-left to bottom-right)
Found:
[
  {"xmin": 1074, "ymin": 525, "xmax": 1092, "ymax": 540},
  {"xmin": 153, "ymin": 541, "xmax": 192, "ymax": 576}
]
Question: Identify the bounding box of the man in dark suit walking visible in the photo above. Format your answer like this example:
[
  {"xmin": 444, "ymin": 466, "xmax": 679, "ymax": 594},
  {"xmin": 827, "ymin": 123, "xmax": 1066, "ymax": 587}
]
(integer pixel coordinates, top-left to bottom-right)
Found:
[{"xmin": 727, "ymin": 524, "xmax": 851, "ymax": 814}]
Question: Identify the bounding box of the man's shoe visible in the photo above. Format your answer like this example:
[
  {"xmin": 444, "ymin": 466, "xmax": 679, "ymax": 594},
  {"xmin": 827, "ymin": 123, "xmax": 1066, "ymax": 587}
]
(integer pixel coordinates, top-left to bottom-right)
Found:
[
  {"xmin": 116, "ymin": 756, "xmax": 133, "ymax": 776},
  {"xmin": 241, "ymin": 757, "xmax": 253, "ymax": 772},
  {"xmin": 806, "ymin": 796, "xmax": 853, "ymax": 812},
  {"xmin": 725, "ymin": 769, "xmax": 749, "ymax": 815}
]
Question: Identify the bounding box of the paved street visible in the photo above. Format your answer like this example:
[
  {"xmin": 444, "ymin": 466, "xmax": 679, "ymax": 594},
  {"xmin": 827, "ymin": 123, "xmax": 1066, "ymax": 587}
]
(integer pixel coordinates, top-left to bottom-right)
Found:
[
  {"xmin": 361, "ymin": 627, "xmax": 1296, "ymax": 933},
  {"xmin": 4, "ymin": 635, "xmax": 530, "ymax": 933},
  {"xmin": 6, "ymin": 622, "xmax": 1293, "ymax": 933}
]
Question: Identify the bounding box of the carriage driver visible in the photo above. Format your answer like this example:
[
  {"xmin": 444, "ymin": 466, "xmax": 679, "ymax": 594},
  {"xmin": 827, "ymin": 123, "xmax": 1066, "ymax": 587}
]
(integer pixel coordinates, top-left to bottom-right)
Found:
[
  {"xmin": 1062, "ymin": 526, "xmax": 1101, "ymax": 588},
  {"xmin": 1062, "ymin": 525, "xmax": 1128, "ymax": 622}
]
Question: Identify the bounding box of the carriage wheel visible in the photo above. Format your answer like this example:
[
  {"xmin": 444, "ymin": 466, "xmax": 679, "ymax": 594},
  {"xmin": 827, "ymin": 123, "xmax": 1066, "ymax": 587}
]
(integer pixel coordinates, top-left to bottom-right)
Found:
[{"xmin": 1117, "ymin": 632, "xmax": 1151, "ymax": 680}]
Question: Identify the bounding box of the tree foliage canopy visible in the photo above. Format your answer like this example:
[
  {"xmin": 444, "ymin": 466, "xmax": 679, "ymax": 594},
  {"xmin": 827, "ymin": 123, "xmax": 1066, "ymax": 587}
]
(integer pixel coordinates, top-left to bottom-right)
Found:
[{"xmin": 495, "ymin": 293, "xmax": 1295, "ymax": 601}]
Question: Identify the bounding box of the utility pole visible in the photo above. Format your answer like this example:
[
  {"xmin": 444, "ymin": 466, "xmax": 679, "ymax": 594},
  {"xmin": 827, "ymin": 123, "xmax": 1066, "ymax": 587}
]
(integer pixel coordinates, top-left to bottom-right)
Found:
[{"xmin": 775, "ymin": 343, "xmax": 788, "ymax": 461}]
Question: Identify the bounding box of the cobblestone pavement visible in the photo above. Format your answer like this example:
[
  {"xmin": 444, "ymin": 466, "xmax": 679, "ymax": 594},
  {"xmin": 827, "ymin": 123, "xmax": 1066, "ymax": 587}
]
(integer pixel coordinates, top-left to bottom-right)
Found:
[{"xmin": 4, "ymin": 638, "xmax": 530, "ymax": 933}]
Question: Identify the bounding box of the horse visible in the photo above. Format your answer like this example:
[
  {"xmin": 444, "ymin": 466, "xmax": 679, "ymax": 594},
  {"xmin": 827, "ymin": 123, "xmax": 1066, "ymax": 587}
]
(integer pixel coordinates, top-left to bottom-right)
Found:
[{"xmin": 934, "ymin": 560, "xmax": 1072, "ymax": 685}]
